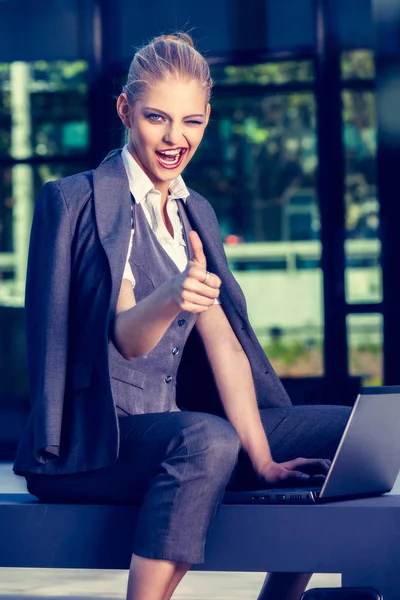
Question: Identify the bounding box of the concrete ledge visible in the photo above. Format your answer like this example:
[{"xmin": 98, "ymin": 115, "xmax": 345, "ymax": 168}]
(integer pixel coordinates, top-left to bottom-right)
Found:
[{"xmin": 0, "ymin": 493, "xmax": 399, "ymax": 570}]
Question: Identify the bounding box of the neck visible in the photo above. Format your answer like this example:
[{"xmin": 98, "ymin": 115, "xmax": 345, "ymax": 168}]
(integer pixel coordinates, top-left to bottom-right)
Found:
[
  {"xmin": 127, "ymin": 143, "xmax": 170, "ymax": 207},
  {"xmin": 153, "ymin": 182, "xmax": 170, "ymax": 207}
]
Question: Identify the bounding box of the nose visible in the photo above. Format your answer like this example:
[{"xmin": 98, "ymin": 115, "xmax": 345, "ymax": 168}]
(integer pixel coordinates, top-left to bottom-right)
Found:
[{"xmin": 163, "ymin": 123, "xmax": 184, "ymax": 146}]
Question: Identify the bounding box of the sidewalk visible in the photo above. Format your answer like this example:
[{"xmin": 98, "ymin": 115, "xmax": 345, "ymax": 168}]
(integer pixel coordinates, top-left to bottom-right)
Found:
[{"xmin": 0, "ymin": 463, "xmax": 340, "ymax": 599}]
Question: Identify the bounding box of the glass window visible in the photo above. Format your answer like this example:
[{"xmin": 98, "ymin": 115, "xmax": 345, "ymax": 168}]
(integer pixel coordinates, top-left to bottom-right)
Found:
[
  {"xmin": 267, "ymin": 0, "xmax": 316, "ymax": 52},
  {"xmin": 341, "ymin": 50, "xmax": 375, "ymax": 80},
  {"xmin": 186, "ymin": 93, "xmax": 318, "ymax": 243},
  {"xmin": 0, "ymin": 162, "xmax": 89, "ymax": 308},
  {"xmin": 347, "ymin": 313, "xmax": 383, "ymax": 386},
  {"xmin": 212, "ymin": 61, "xmax": 314, "ymax": 86},
  {"xmin": 337, "ymin": 0, "xmax": 374, "ymax": 51},
  {"xmin": 225, "ymin": 241, "xmax": 323, "ymax": 377},
  {"xmin": 342, "ymin": 90, "xmax": 380, "ymax": 303},
  {"xmin": 184, "ymin": 66, "xmax": 323, "ymax": 377},
  {"xmin": 0, "ymin": 60, "xmax": 89, "ymax": 159}
]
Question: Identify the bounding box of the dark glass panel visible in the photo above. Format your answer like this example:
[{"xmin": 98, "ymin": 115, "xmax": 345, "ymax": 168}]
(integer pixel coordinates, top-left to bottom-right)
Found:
[
  {"xmin": 342, "ymin": 90, "xmax": 381, "ymax": 303},
  {"xmin": 186, "ymin": 93, "xmax": 318, "ymax": 243},
  {"xmin": 212, "ymin": 61, "xmax": 315, "ymax": 86},
  {"xmin": 185, "ymin": 81, "xmax": 322, "ymax": 376},
  {"xmin": 0, "ymin": 61, "xmax": 89, "ymax": 158}
]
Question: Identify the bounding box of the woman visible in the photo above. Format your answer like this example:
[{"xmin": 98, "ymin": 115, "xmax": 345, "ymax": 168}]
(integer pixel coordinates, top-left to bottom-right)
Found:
[{"xmin": 14, "ymin": 33, "xmax": 350, "ymax": 600}]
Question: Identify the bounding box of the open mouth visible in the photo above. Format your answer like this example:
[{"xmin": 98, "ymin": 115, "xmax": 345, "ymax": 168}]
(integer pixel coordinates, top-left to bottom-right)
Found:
[{"xmin": 155, "ymin": 148, "xmax": 188, "ymax": 170}]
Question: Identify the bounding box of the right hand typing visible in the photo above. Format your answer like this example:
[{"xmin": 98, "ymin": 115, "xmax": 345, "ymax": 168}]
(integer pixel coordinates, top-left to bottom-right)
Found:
[
  {"xmin": 257, "ymin": 458, "xmax": 331, "ymax": 487},
  {"xmin": 169, "ymin": 230, "xmax": 221, "ymax": 313}
]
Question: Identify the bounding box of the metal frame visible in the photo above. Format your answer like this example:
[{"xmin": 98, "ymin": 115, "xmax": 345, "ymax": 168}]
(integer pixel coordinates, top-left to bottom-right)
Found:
[
  {"xmin": 372, "ymin": 0, "xmax": 400, "ymax": 385},
  {"xmin": 314, "ymin": 0, "xmax": 348, "ymax": 403}
]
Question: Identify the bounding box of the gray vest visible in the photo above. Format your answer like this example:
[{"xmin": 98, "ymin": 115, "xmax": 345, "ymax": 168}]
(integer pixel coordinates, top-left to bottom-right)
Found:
[{"xmin": 108, "ymin": 198, "xmax": 198, "ymax": 416}]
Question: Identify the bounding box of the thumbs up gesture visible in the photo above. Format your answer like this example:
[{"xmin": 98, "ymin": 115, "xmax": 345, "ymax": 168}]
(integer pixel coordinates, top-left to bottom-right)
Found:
[{"xmin": 169, "ymin": 230, "xmax": 221, "ymax": 313}]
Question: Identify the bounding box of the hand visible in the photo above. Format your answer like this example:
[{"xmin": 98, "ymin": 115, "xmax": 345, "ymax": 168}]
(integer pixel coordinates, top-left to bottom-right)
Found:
[
  {"xmin": 168, "ymin": 230, "xmax": 221, "ymax": 314},
  {"xmin": 256, "ymin": 458, "xmax": 331, "ymax": 488}
]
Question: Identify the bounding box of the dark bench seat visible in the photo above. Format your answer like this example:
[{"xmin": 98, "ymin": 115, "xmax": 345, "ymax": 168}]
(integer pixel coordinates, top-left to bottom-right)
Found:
[{"xmin": 1, "ymin": 493, "xmax": 400, "ymax": 598}]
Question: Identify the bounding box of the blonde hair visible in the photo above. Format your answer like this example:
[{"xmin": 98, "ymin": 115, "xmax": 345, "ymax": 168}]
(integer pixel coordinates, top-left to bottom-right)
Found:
[{"xmin": 122, "ymin": 32, "xmax": 213, "ymax": 104}]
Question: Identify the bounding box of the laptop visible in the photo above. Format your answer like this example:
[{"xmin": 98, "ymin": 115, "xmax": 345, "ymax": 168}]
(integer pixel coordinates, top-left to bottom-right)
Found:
[{"xmin": 224, "ymin": 386, "xmax": 400, "ymax": 504}]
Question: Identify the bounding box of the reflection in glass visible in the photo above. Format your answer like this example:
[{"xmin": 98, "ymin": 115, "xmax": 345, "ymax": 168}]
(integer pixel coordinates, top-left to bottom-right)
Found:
[
  {"xmin": 187, "ymin": 93, "xmax": 318, "ymax": 243},
  {"xmin": 225, "ymin": 241, "xmax": 323, "ymax": 377},
  {"xmin": 341, "ymin": 50, "xmax": 375, "ymax": 80},
  {"xmin": 342, "ymin": 90, "xmax": 380, "ymax": 303},
  {"xmin": 347, "ymin": 314, "xmax": 382, "ymax": 386},
  {"xmin": 212, "ymin": 61, "xmax": 314, "ymax": 86},
  {"xmin": 0, "ymin": 162, "xmax": 89, "ymax": 307},
  {"xmin": 184, "ymin": 65, "xmax": 323, "ymax": 376},
  {"xmin": 0, "ymin": 60, "xmax": 88, "ymax": 158}
]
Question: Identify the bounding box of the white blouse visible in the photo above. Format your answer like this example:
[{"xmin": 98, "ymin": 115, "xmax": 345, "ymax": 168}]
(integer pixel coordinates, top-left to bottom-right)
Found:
[
  {"xmin": 121, "ymin": 146, "xmax": 220, "ymax": 305},
  {"xmin": 121, "ymin": 145, "xmax": 190, "ymax": 285}
]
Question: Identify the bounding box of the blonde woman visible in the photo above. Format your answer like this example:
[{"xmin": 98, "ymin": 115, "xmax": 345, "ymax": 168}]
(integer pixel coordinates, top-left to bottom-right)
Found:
[{"xmin": 14, "ymin": 33, "xmax": 350, "ymax": 600}]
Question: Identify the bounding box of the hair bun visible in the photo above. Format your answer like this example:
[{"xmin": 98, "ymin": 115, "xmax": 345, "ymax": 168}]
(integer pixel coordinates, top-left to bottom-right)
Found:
[{"xmin": 154, "ymin": 32, "xmax": 195, "ymax": 48}]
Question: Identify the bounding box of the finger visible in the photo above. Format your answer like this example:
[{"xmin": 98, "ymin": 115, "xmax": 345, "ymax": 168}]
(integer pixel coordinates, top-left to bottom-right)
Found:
[
  {"xmin": 287, "ymin": 458, "xmax": 330, "ymax": 475},
  {"xmin": 181, "ymin": 290, "xmax": 217, "ymax": 307},
  {"xmin": 180, "ymin": 301, "xmax": 210, "ymax": 314},
  {"xmin": 187, "ymin": 264, "xmax": 221, "ymax": 289},
  {"xmin": 184, "ymin": 281, "xmax": 220, "ymax": 301},
  {"xmin": 202, "ymin": 272, "xmax": 222, "ymax": 289},
  {"xmin": 189, "ymin": 231, "xmax": 206, "ymax": 268},
  {"xmin": 286, "ymin": 470, "xmax": 311, "ymax": 482},
  {"xmin": 309, "ymin": 474, "xmax": 326, "ymax": 481}
]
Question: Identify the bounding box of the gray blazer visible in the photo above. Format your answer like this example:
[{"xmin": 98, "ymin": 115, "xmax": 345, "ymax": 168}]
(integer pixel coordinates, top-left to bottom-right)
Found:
[{"xmin": 13, "ymin": 151, "xmax": 291, "ymax": 476}]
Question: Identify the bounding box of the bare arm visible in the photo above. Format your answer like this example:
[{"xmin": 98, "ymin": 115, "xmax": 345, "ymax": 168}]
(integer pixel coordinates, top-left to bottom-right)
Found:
[
  {"xmin": 196, "ymin": 305, "xmax": 330, "ymax": 483},
  {"xmin": 113, "ymin": 231, "xmax": 221, "ymax": 360},
  {"xmin": 196, "ymin": 304, "xmax": 272, "ymax": 471},
  {"xmin": 114, "ymin": 278, "xmax": 182, "ymax": 359}
]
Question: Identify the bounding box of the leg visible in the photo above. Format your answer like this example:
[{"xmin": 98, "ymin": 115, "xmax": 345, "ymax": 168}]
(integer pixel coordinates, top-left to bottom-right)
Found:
[
  {"xmin": 231, "ymin": 404, "xmax": 350, "ymax": 600},
  {"xmin": 127, "ymin": 554, "xmax": 190, "ymax": 600},
  {"xmin": 257, "ymin": 573, "xmax": 312, "ymax": 600},
  {"xmin": 27, "ymin": 411, "xmax": 241, "ymax": 600}
]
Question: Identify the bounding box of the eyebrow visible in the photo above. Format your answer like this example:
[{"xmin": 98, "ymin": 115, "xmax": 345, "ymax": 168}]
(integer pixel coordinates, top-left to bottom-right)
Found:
[{"xmin": 143, "ymin": 107, "xmax": 205, "ymax": 119}]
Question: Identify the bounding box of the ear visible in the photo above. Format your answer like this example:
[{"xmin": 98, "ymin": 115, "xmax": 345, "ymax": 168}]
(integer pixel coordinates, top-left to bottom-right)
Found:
[
  {"xmin": 116, "ymin": 93, "xmax": 131, "ymax": 128},
  {"xmin": 204, "ymin": 103, "xmax": 211, "ymax": 127}
]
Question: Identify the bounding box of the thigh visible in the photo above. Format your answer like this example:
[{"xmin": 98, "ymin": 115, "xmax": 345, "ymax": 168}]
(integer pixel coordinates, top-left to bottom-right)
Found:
[
  {"xmin": 232, "ymin": 404, "xmax": 351, "ymax": 489},
  {"xmin": 26, "ymin": 411, "xmax": 224, "ymax": 505}
]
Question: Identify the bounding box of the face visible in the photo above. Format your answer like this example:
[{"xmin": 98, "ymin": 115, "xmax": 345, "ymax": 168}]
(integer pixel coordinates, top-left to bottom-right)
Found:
[{"xmin": 117, "ymin": 77, "xmax": 210, "ymax": 193}]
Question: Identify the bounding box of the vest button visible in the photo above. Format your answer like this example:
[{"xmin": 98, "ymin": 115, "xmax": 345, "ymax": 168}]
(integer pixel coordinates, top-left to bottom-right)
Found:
[
  {"xmin": 165, "ymin": 375, "xmax": 173, "ymax": 384},
  {"xmin": 177, "ymin": 319, "xmax": 186, "ymax": 327},
  {"xmin": 171, "ymin": 347, "xmax": 179, "ymax": 356}
]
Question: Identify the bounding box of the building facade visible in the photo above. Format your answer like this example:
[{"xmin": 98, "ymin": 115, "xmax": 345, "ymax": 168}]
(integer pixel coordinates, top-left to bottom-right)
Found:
[{"xmin": 0, "ymin": 0, "xmax": 398, "ymax": 455}]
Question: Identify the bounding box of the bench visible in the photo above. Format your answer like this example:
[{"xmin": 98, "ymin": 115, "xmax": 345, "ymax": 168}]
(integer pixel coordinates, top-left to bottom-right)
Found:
[{"xmin": 1, "ymin": 493, "xmax": 400, "ymax": 599}]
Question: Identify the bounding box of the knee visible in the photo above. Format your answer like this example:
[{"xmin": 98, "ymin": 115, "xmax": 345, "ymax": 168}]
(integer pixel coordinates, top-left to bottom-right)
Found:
[{"xmin": 182, "ymin": 414, "xmax": 241, "ymax": 477}]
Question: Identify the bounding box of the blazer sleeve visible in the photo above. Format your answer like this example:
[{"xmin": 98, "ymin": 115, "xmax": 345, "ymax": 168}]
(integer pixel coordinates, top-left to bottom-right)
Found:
[{"xmin": 25, "ymin": 180, "xmax": 72, "ymax": 462}]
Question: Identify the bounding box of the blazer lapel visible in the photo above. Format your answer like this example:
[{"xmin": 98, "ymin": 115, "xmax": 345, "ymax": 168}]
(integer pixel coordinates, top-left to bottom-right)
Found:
[
  {"xmin": 184, "ymin": 195, "xmax": 223, "ymax": 271},
  {"xmin": 185, "ymin": 193, "xmax": 247, "ymax": 324},
  {"xmin": 93, "ymin": 151, "xmax": 132, "ymax": 319}
]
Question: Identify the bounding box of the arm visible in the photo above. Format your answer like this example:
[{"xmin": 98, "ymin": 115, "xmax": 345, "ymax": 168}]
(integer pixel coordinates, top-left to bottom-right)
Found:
[
  {"xmin": 114, "ymin": 278, "xmax": 182, "ymax": 359},
  {"xmin": 113, "ymin": 231, "xmax": 220, "ymax": 359},
  {"xmin": 196, "ymin": 305, "xmax": 330, "ymax": 483},
  {"xmin": 195, "ymin": 305, "xmax": 272, "ymax": 471}
]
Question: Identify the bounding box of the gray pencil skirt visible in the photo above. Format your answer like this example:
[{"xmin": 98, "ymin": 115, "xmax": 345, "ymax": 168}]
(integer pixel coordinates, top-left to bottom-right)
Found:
[{"xmin": 26, "ymin": 405, "xmax": 351, "ymax": 564}]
